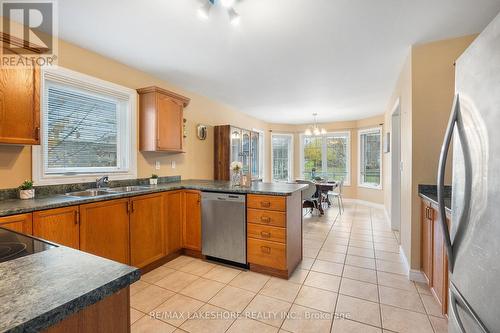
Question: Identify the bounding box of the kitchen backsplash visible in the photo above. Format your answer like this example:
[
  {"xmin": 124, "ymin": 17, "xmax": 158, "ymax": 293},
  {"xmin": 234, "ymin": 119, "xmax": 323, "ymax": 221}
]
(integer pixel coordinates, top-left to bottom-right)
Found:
[{"xmin": 0, "ymin": 176, "xmax": 181, "ymax": 201}]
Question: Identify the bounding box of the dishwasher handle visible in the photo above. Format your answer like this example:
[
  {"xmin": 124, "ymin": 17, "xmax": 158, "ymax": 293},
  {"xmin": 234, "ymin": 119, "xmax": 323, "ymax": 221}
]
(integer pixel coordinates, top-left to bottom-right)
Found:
[{"xmin": 202, "ymin": 192, "xmax": 246, "ymax": 203}]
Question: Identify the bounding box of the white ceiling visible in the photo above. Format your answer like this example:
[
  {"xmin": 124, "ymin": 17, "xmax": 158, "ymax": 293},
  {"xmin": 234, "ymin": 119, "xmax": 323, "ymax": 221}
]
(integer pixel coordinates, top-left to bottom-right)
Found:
[{"xmin": 57, "ymin": 0, "xmax": 500, "ymax": 124}]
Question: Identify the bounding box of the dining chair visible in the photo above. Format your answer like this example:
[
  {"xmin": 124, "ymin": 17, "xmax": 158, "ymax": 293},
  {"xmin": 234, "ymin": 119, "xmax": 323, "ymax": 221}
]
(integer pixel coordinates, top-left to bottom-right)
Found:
[
  {"xmin": 296, "ymin": 180, "xmax": 320, "ymax": 215},
  {"xmin": 328, "ymin": 179, "xmax": 344, "ymax": 213}
]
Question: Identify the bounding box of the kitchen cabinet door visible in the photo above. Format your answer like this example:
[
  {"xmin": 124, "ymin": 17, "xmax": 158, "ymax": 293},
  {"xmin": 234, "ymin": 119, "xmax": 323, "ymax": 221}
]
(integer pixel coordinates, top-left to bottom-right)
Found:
[
  {"xmin": 164, "ymin": 191, "xmax": 183, "ymax": 254},
  {"xmin": 432, "ymin": 208, "xmax": 446, "ymax": 312},
  {"xmin": 0, "ymin": 67, "xmax": 40, "ymax": 144},
  {"xmin": 33, "ymin": 207, "xmax": 79, "ymax": 249},
  {"xmin": 421, "ymin": 201, "xmax": 433, "ymax": 285},
  {"xmin": 137, "ymin": 86, "xmax": 189, "ymax": 152},
  {"xmin": 0, "ymin": 213, "xmax": 33, "ymax": 235},
  {"xmin": 130, "ymin": 193, "xmax": 165, "ymax": 268},
  {"xmin": 157, "ymin": 94, "xmax": 183, "ymax": 151},
  {"xmin": 79, "ymin": 199, "xmax": 130, "ymax": 265},
  {"xmin": 182, "ymin": 190, "xmax": 201, "ymax": 251}
]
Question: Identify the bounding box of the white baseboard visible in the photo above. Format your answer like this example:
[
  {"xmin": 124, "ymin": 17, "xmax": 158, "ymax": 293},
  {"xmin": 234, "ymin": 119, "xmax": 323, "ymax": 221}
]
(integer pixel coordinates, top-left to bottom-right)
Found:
[
  {"xmin": 409, "ymin": 269, "xmax": 427, "ymax": 283},
  {"xmin": 399, "ymin": 245, "xmax": 426, "ymax": 283},
  {"xmin": 343, "ymin": 198, "xmax": 385, "ymax": 210}
]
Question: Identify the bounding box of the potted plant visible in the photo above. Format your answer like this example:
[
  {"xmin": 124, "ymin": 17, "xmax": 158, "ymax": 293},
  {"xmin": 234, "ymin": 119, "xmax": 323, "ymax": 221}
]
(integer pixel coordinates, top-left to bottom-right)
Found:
[
  {"xmin": 150, "ymin": 174, "xmax": 159, "ymax": 185},
  {"xmin": 19, "ymin": 180, "xmax": 35, "ymax": 200},
  {"xmin": 230, "ymin": 161, "xmax": 243, "ymax": 186}
]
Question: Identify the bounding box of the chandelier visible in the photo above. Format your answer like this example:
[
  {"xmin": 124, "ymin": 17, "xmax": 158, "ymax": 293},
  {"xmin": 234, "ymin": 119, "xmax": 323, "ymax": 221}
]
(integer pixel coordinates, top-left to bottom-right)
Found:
[
  {"xmin": 198, "ymin": 0, "xmax": 241, "ymax": 26},
  {"xmin": 304, "ymin": 113, "xmax": 327, "ymax": 136}
]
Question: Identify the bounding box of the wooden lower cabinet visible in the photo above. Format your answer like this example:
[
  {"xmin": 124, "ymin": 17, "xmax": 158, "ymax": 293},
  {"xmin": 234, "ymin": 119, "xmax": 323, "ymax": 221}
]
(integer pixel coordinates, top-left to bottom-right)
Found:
[
  {"xmin": 33, "ymin": 207, "xmax": 79, "ymax": 249},
  {"xmin": 247, "ymin": 192, "xmax": 302, "ymax": 278},
  {"xmin": 182, "ymin": 190, "xmax": 201, "ymax": 251},
  {"xmin": 164, "ymin": 191, "xmax": 183, "ymax": 254},
  {"xmin": 0, "ymin": 213, "xmax": 33, "ymax": 235},
  {"xmin": 420, "ymin": 198, "xmax": 450, "ymax": 316},
  {"xmin": 44, "ymin": 287, "xmax": 130, "ymax": 333},
  {"xmin": 130, "ymin": 193, "xmax": 165, "ymax": 268},
  {"xmin": 80, "ymin": 199, "xmax": 130, "ymax": 265},
  {"xmin": 421, "ymin": 201, "xmax": 433, "ymax": 285}
]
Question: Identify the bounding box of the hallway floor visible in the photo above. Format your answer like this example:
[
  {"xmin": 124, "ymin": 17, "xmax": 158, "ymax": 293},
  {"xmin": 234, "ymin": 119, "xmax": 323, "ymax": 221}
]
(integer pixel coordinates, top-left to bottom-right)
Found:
[{"xmin": 129, "ymin": 201, "xmax": 447, "ymax": 333}]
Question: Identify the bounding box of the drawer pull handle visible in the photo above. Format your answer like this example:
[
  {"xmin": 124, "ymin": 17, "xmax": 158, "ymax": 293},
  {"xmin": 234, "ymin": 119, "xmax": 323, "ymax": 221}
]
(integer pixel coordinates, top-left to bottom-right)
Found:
[
  {"xmin": 261, "ymin": 201, "xmax": 271, "ymax": 208},
  {"xmin": 260, "ymin": 231, "xmax": 271, "ymax": 238},
  {"xmin": 261, "ymin": 246, "xmax": 271, "ymax": 254},
  {"xmin": 260, "ymin": 216, "xmax": 271, "ymax": 223}
]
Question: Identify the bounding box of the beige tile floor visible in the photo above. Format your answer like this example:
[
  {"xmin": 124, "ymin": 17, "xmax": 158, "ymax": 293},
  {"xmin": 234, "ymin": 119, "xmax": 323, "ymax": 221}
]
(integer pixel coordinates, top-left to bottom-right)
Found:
[{"xmin": 129, "ymin": 201, "xmax": 448, "ymax": 333}]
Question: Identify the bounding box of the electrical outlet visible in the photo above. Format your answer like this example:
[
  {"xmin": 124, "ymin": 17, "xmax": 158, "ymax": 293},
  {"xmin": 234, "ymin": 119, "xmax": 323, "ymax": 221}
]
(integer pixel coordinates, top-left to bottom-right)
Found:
[
  {"xmin": 171, "ymin": 161, "xmax": 176, "ymax": 169},
  {"xmin": 155, "ymin": 161, "xmax": 161, "ymax": 170}
]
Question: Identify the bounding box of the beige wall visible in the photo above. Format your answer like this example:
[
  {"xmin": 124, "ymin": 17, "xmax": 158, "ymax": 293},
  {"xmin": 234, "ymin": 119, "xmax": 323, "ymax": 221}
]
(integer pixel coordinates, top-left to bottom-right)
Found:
[
  {"xmin": 383, "ymin": 35, "xmax": 476, "ymax": 270},
  {"xmin": 0, "ymin": 23, "xmax": 384, "ymax": 206},
  {"xmin": 268, "ymin": 115, "xmax": 385, "ymax": 204},
  {"xmin": 0, "ymin": 37, "xmax": 270, "ymax": 189}
]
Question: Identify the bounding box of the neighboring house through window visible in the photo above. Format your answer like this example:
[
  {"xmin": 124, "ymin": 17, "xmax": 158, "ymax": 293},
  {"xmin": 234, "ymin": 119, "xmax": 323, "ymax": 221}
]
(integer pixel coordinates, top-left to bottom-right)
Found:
[
  {"xmin": 358, "ymin": 127, "xmax": 382, "ymax": 189},
  {"xmin": 33, "ymin": 67, "xmax": 137, "ymax": 185}
]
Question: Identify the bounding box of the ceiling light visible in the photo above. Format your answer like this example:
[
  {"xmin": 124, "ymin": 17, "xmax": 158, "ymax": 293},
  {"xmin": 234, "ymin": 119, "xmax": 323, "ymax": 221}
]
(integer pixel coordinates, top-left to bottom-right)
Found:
[
  {"xmin": 220, "ymin": 0, "xmax": 236, "ymax": 8},
  {"xmin": 304, "ymin": 113, "xmax": 327, "ymax": 136},
  {"xmin": 197, "ymin": 2, "xmax": 211, "ymax": 20},
  {"xmin": 197, "ymin": 0, "xmax": 241, "ymax": 25},
  {"xmin": 228, "ymin": 8, "xmax": 241, "ymax": 26}
]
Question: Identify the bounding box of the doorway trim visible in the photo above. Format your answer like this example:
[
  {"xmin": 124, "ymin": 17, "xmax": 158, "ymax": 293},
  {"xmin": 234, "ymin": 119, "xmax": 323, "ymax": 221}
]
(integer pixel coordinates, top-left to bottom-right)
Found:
[{"xmin": 391, "ymin": 98, "xmax": 402, "ymax": 232}]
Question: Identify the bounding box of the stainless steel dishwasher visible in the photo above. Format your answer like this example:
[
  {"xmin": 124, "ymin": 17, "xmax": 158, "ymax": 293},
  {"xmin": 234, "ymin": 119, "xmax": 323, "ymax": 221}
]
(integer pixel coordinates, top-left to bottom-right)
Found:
[{"xmin": 201, "ymin": 192, "xmax": 246, "ymax": 265}]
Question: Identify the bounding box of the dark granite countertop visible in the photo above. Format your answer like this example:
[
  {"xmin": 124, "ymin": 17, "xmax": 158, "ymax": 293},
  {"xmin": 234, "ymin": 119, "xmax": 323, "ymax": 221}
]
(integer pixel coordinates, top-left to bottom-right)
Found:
[
  {"xmin": 0, "ymin": 245, "xmax": 139, "ymax": 333},
  {"xmin": 0, "ymin": 179, "xmax": 308, "ymax": 217},
  {"xmin": 418, "ymin": 184, "xmax": 452, "ymax": 213}
]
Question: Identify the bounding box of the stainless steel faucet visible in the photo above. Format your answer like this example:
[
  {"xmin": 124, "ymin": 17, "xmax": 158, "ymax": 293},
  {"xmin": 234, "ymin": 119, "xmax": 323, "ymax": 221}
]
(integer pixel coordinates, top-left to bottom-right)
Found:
[{"xmin": 96, "ymin": 176, "xmax": 109, "ymax": 188}]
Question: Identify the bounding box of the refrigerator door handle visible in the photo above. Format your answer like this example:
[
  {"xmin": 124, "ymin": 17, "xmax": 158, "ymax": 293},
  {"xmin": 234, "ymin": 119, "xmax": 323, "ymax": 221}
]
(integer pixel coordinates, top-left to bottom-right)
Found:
[
  {"xmin": 449, "ymin": 282, "xmax": 490, "ymax": 333},
  {"xmin": 437, "ymin": 94, "xmax": 460, "ymax": 271}
]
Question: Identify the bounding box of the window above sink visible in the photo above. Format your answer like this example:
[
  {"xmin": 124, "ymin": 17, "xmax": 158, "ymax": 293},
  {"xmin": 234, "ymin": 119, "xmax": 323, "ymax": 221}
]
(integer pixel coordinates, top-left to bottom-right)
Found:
[{"xmin": 32, "ymin": 67, "xmax": 137, "ymax": 186}]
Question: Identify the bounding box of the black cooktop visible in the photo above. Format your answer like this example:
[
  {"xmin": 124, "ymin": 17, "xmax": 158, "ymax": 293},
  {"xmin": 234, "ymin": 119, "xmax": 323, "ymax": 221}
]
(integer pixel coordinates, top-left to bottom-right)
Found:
[{"xmin": 0, "ymin": 227, "xmax": 56, "ymax": 263}]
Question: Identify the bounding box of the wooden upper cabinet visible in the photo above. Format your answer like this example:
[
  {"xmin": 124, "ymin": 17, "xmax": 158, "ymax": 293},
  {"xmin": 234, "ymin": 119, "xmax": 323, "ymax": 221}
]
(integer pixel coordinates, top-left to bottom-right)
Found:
[
  {"xmin": 182, "ymin": 190, "xmax": 202, "ymax": 251},
  {"xmin": 79, "ymin": 198, "xmax": 130, "ymax": 265},
  {"xmin": 0, "ymin": 213, "xmax": 33, "ymax": 235},
  {"xmin": 0, "ymin": 67, "xmax": 40, "ymax": 145},
  {"xmin": 137, "ymin": 86, "xmax": 190, "ymax": 152},
  {"xmin": 33, "ymin": 207, "xmax": 79, "ymax": 249},
  {"xmin": 130, "ymin": 193, "xmax": 165, "ymax": 268},
  {"xmin": 164, "ymin": 191, "xmax": 183, "ymax": 255}
]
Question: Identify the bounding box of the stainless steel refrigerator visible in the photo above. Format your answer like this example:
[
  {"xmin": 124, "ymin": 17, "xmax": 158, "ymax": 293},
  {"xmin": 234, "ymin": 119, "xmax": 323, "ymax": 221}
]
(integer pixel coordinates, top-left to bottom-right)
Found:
[{"xmin": 437, "ymin": 12, "xmax": 500, "ymax": 333}]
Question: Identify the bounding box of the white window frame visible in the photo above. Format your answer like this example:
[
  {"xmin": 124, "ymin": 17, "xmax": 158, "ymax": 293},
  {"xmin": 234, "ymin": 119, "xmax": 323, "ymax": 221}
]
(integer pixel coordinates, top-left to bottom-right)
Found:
[
  {"xmin": 299, "ymin": 131, "xmax": 351, "ymax": 186},
  {"xmin": 358, "ymin": 127, "xmax": 383, "ymax": 189},
  {"xmin": 271, "ymin": 133, "xmax": 294, "ymax": 183},
  {"xmin": 32, "ymin": 66, "xmax": 137, "ymax": 186},
  {"xmin": 252, "ymin": 128, "xmax": 265, "ymax": 180}
]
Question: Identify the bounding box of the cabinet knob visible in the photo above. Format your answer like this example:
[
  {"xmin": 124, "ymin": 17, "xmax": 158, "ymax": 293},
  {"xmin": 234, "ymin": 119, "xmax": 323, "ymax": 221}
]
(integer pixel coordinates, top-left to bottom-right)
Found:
[
  {"xmin": 260, "ymin": 216, "xmax": 271, "ymax": 223},
  {"xmin": 260, "ymin": 231, "xmax": 271, "ymax": 238},
  {"xmin": 260, "ymin": 246, "xmax": 271, "ymax": 254}
]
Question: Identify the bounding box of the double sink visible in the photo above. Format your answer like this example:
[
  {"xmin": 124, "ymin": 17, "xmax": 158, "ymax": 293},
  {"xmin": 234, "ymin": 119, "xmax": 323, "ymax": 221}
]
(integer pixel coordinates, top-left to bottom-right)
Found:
[{"xmin": 65, "ymin": 186, "xmax": 152, "ymax": 198}]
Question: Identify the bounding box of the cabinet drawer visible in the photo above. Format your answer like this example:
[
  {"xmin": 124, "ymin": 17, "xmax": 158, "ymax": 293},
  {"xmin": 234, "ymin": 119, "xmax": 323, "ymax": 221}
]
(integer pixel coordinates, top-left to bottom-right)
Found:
[
  {"xmin": 247, "ymin": 208, "xmax": 286, "ymax": 228},
  {"xmin": 248, "ymin": 223, "xmax": 286, "ymax": 243},
  {"xmin": 248, "ymin": 238, "xmax": 286, "ymax": 270},
  {"xmin": 247, "ymin": 194, "xmax": 286, "ymax": 212}
]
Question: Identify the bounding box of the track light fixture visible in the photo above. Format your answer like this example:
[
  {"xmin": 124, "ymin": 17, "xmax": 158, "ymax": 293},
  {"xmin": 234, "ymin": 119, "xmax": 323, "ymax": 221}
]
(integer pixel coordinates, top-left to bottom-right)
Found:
[{"xmin": 198, "ymin": 0, "xmax": 241, "ymax": 25}]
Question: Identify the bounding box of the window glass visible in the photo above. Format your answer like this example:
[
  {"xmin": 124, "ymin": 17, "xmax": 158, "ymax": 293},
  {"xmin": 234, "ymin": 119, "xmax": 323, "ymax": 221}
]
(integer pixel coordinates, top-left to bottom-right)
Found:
[
  {"xmin": 359, "ymin": 128, "xmax": 382, "ymax": 187},
  {"xmin": 272, "ymin": 134, "xmax": 292, "ymax": 182}
]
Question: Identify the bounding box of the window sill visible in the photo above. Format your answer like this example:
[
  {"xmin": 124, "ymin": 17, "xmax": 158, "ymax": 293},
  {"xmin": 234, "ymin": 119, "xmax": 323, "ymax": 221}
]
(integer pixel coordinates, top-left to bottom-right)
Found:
[{"xmin": 358, "ymin": 184, "xmax": 383, "ymax": 190}]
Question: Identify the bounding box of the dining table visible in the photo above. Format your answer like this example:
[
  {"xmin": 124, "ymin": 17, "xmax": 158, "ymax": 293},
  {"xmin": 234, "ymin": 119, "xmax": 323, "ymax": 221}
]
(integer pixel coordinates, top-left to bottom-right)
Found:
[{"xmin": 314, "ymin": 181, "xmax": 338, "ymax": 214}]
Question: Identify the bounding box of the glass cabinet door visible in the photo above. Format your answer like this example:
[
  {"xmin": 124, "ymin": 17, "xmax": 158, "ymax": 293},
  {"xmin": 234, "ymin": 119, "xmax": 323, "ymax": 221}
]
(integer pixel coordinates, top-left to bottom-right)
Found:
[
  {"xmin": 251, "ymin": 132, "xmax": 260, "ymax": 179},
  {"xmin": 230, "ymin": 127, "xmax": 242, "ymax": 166},
  {"xmin": 241, "ymin": 130, "xmax": 251, "ymax": 175}
]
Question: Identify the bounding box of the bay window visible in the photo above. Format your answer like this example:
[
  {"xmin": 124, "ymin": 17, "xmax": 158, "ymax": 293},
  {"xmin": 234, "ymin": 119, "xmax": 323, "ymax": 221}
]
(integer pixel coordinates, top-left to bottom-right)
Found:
[{"xmin": 300, "ymin": 132, "xmax": 350, "ymax": 184}]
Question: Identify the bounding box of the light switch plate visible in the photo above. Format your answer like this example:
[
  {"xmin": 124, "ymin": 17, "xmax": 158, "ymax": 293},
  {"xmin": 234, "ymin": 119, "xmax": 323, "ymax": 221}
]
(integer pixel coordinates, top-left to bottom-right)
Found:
[
  {"xmin": 155, "ymin": 161, "xmax": 161, "ymax": 170},
  {"xmin": 171, "ymin": 161, "xmax": 176, "ymax": 169}
]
